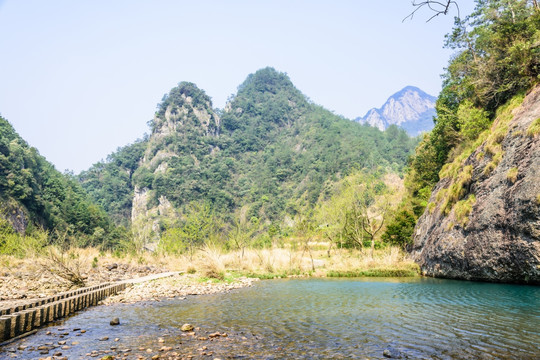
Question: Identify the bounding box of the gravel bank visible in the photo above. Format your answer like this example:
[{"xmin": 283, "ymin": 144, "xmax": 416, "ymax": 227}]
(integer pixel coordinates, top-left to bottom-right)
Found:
[{"xmin": 102, "ymin": 273, "xmax": 259, "ymax": 305}]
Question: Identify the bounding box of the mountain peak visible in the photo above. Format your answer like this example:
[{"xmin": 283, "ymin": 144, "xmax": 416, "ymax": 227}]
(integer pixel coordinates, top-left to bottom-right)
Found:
[
  {"xmin": 158, "ymin": 82, "xmax": 212, "ymax": 114},
  {"xmin": 356, "ymin": 86, "xmax": 436, "ymax": 136},
  {"xmin": 392, "ymin": 86, "xmax": 434, "ymax": 99},
  {"xmin": 238, "ymin": 67, "xmax": 296, "ymax": 96}
]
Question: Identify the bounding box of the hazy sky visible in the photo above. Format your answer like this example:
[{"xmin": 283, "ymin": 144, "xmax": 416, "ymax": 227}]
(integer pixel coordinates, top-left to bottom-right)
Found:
[{"xmin": 0, "ymin": 0, "xmax": 472, "ymax": 173}]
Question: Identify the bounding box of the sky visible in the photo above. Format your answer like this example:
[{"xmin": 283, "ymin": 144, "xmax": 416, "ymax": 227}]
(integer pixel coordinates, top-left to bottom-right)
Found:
[{"xmin": 0, "ymin": 0, "xmax": 473, "ymax": 173}]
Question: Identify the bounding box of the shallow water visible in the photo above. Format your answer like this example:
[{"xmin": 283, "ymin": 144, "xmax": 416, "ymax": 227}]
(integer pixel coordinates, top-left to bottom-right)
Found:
[{"xmin": 3, "ymin": 277, "xmax": 540, "ymax": 359}]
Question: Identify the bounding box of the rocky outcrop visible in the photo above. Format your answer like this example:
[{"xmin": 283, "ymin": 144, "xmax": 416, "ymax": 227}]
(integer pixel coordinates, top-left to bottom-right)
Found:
[
  {"xmin": 356, "ymin": 86, "xmax": 436, "ymax": 136},
  {"xmin": 0, "ymin": 201, "xmax": 29, "ymax": 235},
  {"xmin": 412, "ymin": 87, "xmax": 540, "ymax": 284},
  {"xmin": 131, "ymin": 84, "xmax": 220, "ymax": 243}
]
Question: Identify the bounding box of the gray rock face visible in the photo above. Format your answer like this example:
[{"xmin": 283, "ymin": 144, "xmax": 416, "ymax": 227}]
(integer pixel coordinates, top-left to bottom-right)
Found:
[
  {"xmin": 412, "ymin": 87, "xmax": 540, "ymax": 284},
  {"xmin": 356, "ymin": 86, "xmax": 436, "ymax": 136}
]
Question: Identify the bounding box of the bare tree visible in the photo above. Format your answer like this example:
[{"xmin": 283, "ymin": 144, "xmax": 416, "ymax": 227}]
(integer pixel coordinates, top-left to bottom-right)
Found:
[
  {"xmin": 229, "ymin": 218, "xmax": 256, "ymax": 261},
  {"xmin": 404, "ymin": 1, "xmax": 461, "ymax": 22},
  {"xmin": 42, "ymin": 232, "xmax": 87, "ymax": 288},
  {"xmin": 361, "ymin": 198, "xmax": 389, "ymax": 259}
]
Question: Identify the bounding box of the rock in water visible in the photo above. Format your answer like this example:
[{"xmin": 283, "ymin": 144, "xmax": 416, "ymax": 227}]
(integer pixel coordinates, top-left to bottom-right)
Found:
[
  {"xmin": 382, "ymin": 347, "xmax": 401, "ymax": 358},
  {"xmin": 110, "ymin": 317, "xmax": 120, "ymax": 326},
  {"xmin": 180, "ymin": 323, "xmax": 194, "ymax": 332},
  {"xmin": 412, "ymin": 86, "xmax": 540, "ymax": 284}
]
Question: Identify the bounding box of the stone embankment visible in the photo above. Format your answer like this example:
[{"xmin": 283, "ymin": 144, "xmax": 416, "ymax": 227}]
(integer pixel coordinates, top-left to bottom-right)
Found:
[{"xmin": 0, "ymin": 272, "xmax": 177, "ymax": 343}]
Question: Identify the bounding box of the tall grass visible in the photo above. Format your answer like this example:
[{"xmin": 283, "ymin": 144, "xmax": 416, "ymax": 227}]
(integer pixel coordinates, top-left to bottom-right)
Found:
[
  {"xmin": 1, "ymin": 238, "xmax": 419, "ymax": 284},
  {"xmin": 177, "ymin": 243, "xmax": 419, "ymax": 279}
]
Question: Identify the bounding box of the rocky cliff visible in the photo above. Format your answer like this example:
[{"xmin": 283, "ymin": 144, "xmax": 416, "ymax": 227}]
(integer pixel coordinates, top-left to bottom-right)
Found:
[
  {"xmin": 131, "ymin": 82, "xmax": 220, "ymax": 241},
  {"xmin": 412, "ymin": 86, "xmax": 540, "ymax": 284},
  {"xmin": 356, "ymin": 86, "xmax": 436, "ymax": 136}
]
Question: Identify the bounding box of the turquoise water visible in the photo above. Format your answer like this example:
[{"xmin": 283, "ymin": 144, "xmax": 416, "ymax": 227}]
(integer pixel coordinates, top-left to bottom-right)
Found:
[{"xmin": 4, "ymin": 277, "xmax": 540, "ymax": 359}]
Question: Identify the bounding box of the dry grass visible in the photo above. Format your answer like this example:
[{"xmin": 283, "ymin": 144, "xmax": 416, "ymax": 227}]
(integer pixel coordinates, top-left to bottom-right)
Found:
[
  {"xmin": 453, "ymin": 194, "xmax": 476, "ymax": 227},
  {"xmin": 507, "ymin": 167, "xmax": 519, "ymax": 184},
  {"xmin": 527, "ymin": 118, "xmax": 540, "ymax": 137},
  {"xmin": 186, "ymin": 244, "xmax": 419, "ymax": 279},
  {"xmin": 1, "ymin": 242, "xmax": 420, "ymax": 292},
  {"xmin": 111, "ymin": 242, "xmax": 419, "ymax": 280}
]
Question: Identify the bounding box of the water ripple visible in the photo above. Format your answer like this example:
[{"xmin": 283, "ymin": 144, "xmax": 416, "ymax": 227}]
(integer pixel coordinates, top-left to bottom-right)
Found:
[{"xmin": 4, "ymin": 277, "xmax": 540, "ymax": 359}]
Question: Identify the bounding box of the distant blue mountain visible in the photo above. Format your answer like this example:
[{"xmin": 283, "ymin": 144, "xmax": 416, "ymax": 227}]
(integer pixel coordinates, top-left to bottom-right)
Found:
[{"xmin": 355, "ymin": 86, "xmax": 436, "ymax": 136}]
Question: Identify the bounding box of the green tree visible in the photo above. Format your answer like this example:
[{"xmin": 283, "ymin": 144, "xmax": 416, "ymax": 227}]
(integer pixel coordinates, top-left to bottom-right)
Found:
[
  {"xmin": 457, "ymin": 100, "xmax": 491, "ymax": 140},
  {"xmin": 381, "ymin": 210, "xmax": 416, "ymax": 248}
]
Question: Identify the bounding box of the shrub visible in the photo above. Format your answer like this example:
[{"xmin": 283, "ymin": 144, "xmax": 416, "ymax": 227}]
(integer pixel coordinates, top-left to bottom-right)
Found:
[
  {"xmin": 527, "ymin": 118, "xmax": 540, "ymax": 137},
  {"xmin": 507, "ymin": 167, "xmax": 519, "ymax": 184},
  {"xmin": 381, "ymin": 210, "xmax": 416, "ymax": 248},
  {"xmin": 454, "ymin": 194, "xmax": 476, "ymax": 227},
  {"xmin": 457, "ymin": 101, "xmax": 491, "ymax": 141},
  {"xmin": 0, "ymin": 226, "xmax": 47, "ymax": 258}
]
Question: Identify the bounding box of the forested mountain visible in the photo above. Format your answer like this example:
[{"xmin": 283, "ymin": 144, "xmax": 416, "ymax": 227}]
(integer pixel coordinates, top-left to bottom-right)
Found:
[
  {"xmin": 78, "ymin": 140, "xmax": 147, "ymax": 227},
  {"xmin": 0, "ymin": 116, "xmax": 121, "ymax": 247},
  {"xmin": 80, "ymin": 68, "xmax": 417, "ymax": 241},
  {"xmin": 356, "ymin": 86, "xmax": 436, "ymax": 136}
]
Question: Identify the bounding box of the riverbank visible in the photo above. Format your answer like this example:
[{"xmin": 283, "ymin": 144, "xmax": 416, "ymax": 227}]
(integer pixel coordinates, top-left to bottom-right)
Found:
[
  {"xmin": 102, "ymin": 273, "xmax": 259, "ymax": 305},
  {"xmin": 0, "ymin": 245, "xmax": 418, "ymax": 307}
]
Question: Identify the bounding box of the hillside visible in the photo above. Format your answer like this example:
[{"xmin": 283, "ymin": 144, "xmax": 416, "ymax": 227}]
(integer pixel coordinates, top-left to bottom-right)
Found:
[
  {"xmin": 0, "ymin": 116, "xmax": 120, "ymax": 249},
  {"xmin": 356, "ymin": 86, "xmax": 436, "ymax": 136},
  {"xmin": 80, "ymin": 68, "xmax": 417, "ymax": 242},
  {"xmin": 390, "ymin": 1, "xmax": 540, "ymax": 283}
]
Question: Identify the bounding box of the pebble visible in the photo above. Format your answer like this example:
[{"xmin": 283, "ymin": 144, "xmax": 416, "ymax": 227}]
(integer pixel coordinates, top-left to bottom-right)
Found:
[
  {"xmin": 99, "ymin": 336, "xmax": 109, "ymax": 341},
  {"xmin": 110, "ymin": 317, "xmax": 120, "ymax": 326},
  {"xmin": 383, "ymin": 348, "xmax": 401, "ymax": 358},
  {"xmin": 181, "ymin": 324, "xmax": 194, "ymax": 332}
]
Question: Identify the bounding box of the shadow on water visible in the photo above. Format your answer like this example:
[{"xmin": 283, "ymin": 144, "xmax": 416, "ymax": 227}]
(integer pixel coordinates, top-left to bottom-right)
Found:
[{"xmin": 2, "ymin": 277, "xmax": 540, "ymax": 359}]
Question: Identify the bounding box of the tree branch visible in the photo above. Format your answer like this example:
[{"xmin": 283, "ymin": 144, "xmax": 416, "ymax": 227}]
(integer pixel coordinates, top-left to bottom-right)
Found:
[{"xmin": 403, "ymin": 0, "xmax": 460, "ymax": 22}]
